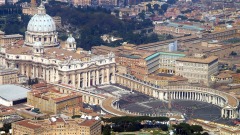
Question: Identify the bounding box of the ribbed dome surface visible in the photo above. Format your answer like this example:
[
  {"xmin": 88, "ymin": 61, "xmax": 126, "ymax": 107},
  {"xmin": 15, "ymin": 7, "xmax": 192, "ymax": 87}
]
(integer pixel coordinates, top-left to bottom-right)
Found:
[
  {"xmin": 27, "ymin": 3, "xmax": 56, "ymax": 33},
  {"xmin": 66, "ymin": 35, "xmax": 75, "ymax": 43},
  {"xmin": 27, "ymin": 14, "xmax": 56, "ymax": 33}
]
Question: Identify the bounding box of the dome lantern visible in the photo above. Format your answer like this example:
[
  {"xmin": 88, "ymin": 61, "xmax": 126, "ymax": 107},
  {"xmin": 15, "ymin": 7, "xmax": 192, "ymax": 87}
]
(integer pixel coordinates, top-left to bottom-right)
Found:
[{"xmin": 38, "ymin": 2, "xmax": 46, "ymax": 15}]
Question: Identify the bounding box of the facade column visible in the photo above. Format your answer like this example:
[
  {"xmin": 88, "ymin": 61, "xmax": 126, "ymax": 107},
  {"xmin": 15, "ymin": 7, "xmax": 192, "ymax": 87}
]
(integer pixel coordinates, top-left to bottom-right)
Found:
[
  {"xmin": 78, "ymin": 73, "xmax": 80, "ymax": 89},
  {"xmin": 21, "ymin": 64, "xmax": 24, "ymax": 75},
  {"xmin": 101, "ymin": 69, "xmax": 104, "ymax": 84},
  {"xmin": 92, "ymin": 71, "xmax": 96, "ymax": 86},
  {"xmin": 88, "ymin": 71, "xmax": 91, "ymax": 87},
  {"xmin": 96, "ymin": 70, "xmax": 99, "ymax": 85},
  {"xmin": 49, "ymin": 68, "xmax": 53, "ymax": 82},
  {"xmin": 32, "ymin": 65, "xmax": 35, "ymax": 78},
  {"xmin": 36, "ymin": 66, "xmax": 38, "ymax": 78},
  {"xmin": 42, "ymin": 67, "xmax": 45, "ymax": 80},
  {"xmin": 72, "ymin": 74, "xmax": 76, "ymax": 88},
  {"xmin": 46, "ymin": 69, "xmax": 49, "ymax": 83},
  {"xmin": 84, "ymin": 72, "xmax": 88, "ymax": 88}
]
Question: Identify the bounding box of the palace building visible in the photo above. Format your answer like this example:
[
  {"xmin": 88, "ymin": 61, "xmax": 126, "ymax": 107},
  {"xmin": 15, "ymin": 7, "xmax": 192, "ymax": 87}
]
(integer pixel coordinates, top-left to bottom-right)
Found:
[
  {"xmin": 0, "ymin": 3, "xmax": 116, "ymax": 89},
  {"xmin": 12, "ymin": 116, "xmax": 101, "ymax": 135}
]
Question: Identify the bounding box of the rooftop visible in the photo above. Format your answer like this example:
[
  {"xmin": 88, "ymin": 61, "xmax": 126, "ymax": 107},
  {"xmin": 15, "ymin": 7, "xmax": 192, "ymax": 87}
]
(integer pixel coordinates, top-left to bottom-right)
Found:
[
  {"xmin": 2, "ymin": 34, "xmax": 23, "ymax": 38},
  {"xmin": 0, "ymin": 85, "xmax": 30, "ymax": 101},
  {"xmin": 145, "ymin": 52, "xmax": 186, "ymax": 61},
  {"xmin": 30, "ymin": 86, "xmax": 81, "ymax": 103},
  {"xmin": 79, "ymin": 119, "xmax": 98, "ymax": 127},
  {"xmin": 120, "ymin": 54, "xmax": 142, "ymax": 59},
  {"xmin": 176, "ymin": 56, "xmax": 218, "ymax": 64},
  {"xmin": 165, "ymin": 22, "xmax": 204, "ymax": 31},
  {"xmin": 6, "ymin": 46, "xmax": 88, "ymax": 61},
  {"xmin": 15, "ymin": 119, "xmax": 42, "ymax": 129}
]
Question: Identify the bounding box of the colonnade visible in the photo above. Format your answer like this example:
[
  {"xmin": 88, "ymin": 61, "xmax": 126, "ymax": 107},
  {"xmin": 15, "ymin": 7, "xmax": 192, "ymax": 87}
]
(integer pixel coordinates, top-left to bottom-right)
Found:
[
  {"xmin": 115, "ymin": 73, "xmax": 239, "ymax": 119},
  {"xmin": 153, "ymin": 91, "xmax": 225, "ymax": 107},
  {"xmin": 25, "ymin": 31, "xmax": 58, "ymax": 47}
]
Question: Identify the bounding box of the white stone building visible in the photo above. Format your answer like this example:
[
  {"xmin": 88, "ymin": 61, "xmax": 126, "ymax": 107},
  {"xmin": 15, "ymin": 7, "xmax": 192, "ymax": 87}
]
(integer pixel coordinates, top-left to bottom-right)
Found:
[{"xmin": 0, "ymin": 3, "xmax": 116, "ymax": 89}]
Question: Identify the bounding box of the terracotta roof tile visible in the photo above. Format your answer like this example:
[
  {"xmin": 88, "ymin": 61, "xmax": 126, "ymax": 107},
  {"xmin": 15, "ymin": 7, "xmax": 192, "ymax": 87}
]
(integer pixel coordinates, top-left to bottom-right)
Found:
[{"xmin": 15, "ymin": 120, "xmax": 42, "ymax": 129}]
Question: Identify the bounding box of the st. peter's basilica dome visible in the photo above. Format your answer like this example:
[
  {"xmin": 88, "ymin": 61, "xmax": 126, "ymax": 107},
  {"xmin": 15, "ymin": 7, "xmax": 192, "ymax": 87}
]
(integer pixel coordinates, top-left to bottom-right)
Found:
[{"xmin": 24, "ymin": 2, "xmax": 59, "ymax": 48}]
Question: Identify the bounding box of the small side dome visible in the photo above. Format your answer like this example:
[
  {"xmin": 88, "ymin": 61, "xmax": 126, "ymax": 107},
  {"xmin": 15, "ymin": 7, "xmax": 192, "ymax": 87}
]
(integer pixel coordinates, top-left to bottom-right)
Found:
[
  {"xmin": 226, "ymin": 24, "xmax": 233, "ymax": 29},
  {"xmin": 66, "ymin": 34, "xmax": 75, "ymax": 43}
]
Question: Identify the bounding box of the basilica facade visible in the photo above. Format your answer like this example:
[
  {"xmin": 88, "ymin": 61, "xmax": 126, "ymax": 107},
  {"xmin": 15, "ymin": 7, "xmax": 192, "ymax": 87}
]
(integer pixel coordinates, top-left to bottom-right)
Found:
[{"xmin": 0, "ymin": 3, "xmax": 116, "ymax": 89}]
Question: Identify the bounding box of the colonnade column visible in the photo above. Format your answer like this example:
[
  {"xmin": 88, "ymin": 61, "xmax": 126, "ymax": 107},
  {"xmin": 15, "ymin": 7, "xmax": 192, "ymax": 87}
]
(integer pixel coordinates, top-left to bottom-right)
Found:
[{"xmin": 106, "ymin": 68, "xmax": 109, "ymax": 84}]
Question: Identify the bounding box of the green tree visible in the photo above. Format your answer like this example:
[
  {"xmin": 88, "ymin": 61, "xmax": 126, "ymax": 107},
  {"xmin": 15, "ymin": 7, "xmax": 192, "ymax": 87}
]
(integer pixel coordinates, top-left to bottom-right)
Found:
[
  {"xmin": 237, "ymin": 69, "xmax": 240, "ymax": 73},
  {"xmin": 138, "ymin": 11, "xmax": 145, "ymax": 20},
  {"xmin": 0, "ymin": 123, "xmax": 11, "ymax": 133},
  {"xmin": 153, "ymin": 4, "xmax": 160, "ymax": 11},
  {"xmin": 161, "ymin": 4, "xmax": 169, "ymax": 12},
  {"xmin": 230, "ymin": 51, "xmax": 237, "ymax": 56},
  {"xmin": 167, "ymin": 0, "xmax": 177, "ymax": 4},
  {"xmin": 146, "ymin": 3, "xmax": 152, "ymax": 12},
  {"xmin": 102, "ymin": 125, "xmax": 111, "ymax": 135},
  {"xmin": 191, "ymin": 125, "xmax": 203, "ymax": 133},
  {"xmin": 202, "ymin": 132, "xmax": 209, "ymax": 135},
  {"xmin": 173, "ymin": 123, "xmax": 192, "ymax": 135},
  {"xmin": 176, "ymin": 15, "xmax": 188, "ymax": 20}
]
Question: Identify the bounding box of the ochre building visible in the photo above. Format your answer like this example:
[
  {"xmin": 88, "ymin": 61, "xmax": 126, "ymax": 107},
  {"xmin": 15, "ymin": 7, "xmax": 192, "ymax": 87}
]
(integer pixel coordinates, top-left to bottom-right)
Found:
[{"xmin": 12, "ymin": 117, "xmax": 101, "ymax": 135}]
